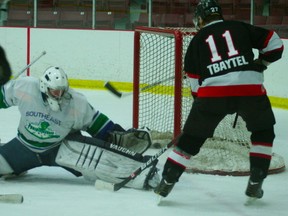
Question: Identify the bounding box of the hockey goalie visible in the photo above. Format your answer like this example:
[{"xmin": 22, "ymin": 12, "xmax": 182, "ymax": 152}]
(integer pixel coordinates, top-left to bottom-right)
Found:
[{"xmin": 0, "ymin": 66, "xmax": 159, "ymax": 190}]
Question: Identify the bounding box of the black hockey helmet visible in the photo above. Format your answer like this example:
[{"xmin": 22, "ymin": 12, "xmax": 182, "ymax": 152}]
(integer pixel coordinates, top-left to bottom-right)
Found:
[{"xmin": 194, "ymin": 0, "xmax": 222, "ymax": 30}]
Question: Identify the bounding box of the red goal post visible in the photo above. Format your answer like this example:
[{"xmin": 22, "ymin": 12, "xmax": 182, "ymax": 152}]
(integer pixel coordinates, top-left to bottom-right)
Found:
[{"xmin": 132, "ymin": 26, "xmax": 285, "ymax": 176}]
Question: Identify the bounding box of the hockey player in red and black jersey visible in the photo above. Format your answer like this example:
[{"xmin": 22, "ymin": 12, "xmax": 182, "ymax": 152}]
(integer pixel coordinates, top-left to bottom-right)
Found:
[{"xmin": 154, "ymin": 0, "xmax": 284, "ymax": 202}]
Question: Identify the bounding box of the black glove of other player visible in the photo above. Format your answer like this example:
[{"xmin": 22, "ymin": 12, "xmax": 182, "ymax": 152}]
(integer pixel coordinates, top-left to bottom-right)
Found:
[
  {"xmin": 0, "ymin": 46, "xmax": 12, "ymax": 85},
  {"xmin": 252, "ymin": 59, "xmax": 268, "ymax": 73}
]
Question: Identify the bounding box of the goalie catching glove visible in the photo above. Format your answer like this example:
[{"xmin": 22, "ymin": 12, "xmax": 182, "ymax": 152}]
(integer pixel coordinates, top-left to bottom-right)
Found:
[{"xmin": 107, "ymin": 128, "xmax": 152, "ymax": 154}]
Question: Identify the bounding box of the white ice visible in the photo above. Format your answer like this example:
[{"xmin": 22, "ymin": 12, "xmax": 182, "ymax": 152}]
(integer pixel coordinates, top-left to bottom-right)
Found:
[{"xmin": 1, "ymin": 89, "xmax": 287, "ymax": 216}]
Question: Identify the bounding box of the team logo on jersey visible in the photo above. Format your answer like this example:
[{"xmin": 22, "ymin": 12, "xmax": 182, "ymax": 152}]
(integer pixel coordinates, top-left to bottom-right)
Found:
[{"xmin": 25, "ymin": 120, "xmax": 60, "ymax": 140}]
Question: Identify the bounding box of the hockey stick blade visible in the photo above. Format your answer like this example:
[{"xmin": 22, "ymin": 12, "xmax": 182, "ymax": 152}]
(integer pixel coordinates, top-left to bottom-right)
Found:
[
  {"xmin": 104, "ymin": 82, "xmax": 132, "ymax": 98},
  {"xmin": 104, "ymin": 81, "xmax": 122, "ymax": 97},
  {"xmin": 113, "ymin": 137, "xmax": 178, "ymax": 191},
  {"xmin": 0, "ymin": 194, "xmax": 24, "ymax": 204}
]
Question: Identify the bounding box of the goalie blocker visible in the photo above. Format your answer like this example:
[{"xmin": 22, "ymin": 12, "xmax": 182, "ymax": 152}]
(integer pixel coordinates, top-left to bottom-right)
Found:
[{"xmin": 56, "ymin": 129, "xmax": 159, "ymax": 190}]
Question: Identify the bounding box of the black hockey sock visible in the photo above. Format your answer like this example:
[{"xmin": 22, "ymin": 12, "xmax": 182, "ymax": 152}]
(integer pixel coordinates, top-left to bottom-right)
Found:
[{"xmin": 162, "ymin": 160, "xmax": 185, "ymax": 183}]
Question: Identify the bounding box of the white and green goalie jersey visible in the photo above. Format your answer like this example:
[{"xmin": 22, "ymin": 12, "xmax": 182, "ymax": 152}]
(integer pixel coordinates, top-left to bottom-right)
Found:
[{"xmin": 0, "ymin": 76, "xmax": 115, "ymax": 153}]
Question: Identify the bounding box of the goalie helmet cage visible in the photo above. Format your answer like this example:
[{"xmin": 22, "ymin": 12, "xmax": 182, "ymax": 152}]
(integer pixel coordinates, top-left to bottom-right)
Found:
[{"xmin": 132, "ymin": 26, "xmax": 285, "ymax": 176}]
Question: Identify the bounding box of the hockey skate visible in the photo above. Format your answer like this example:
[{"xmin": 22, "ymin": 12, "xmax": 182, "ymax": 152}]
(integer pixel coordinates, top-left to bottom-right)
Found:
[
  {"xmin": 154, "ymin": 159, "xmax": 184, "ymax": 199},
  {"xmin": 245, "ymin": 167, "xmax": 265, "ymax": 205},
  {"xmin": 154, "ymin": 178, "xmax": 175, "ymax": 197},
  {"xmin": 154, "ymin": 178, "xmax": 175, "ymax": 205},
  {"xmin": 245, "ymin": 178, "xmax": 264, "ymax": 205},
  {"xmin": 245, "ymin": 178, "xmax": 264, "ymax": 199}
]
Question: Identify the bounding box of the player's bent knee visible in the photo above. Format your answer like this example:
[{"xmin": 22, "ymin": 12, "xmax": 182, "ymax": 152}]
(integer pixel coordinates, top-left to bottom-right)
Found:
[{"xmin": 177, "ymin": 133, "xmax": 207, "ymax": 156}]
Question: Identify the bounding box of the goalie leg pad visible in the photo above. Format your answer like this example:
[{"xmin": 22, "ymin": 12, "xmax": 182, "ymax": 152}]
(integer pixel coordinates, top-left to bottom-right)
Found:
[
  {"xmin": 108, "ymin": 128, "xmax": 152, "ymax": 154},
  {"xmin": 56, "ymin": 140, "xmax": 160, "ymax": 190},
  {"xmin": 0, "ymin": 154, "xmax": 13, "ymax": 175}
]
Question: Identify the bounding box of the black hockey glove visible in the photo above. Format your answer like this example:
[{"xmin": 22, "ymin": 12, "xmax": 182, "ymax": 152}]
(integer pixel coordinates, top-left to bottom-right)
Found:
[
  {"xmin": 0, "ymin": 46, "xmax": 12, "ymax": 85},
  {"xmin": 252, "ymin": 59, "xmax": 268, "ymax": 73}
]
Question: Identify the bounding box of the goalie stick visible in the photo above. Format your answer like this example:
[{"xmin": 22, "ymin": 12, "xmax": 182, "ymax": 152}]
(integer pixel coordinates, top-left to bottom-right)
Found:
[
  {"xmin": 95, "ymin": 136, "xmax": 179, "ymax": 191},
  {"xmin": 0, "ymin": 194, "xmax": 24, "ymax": 204},
  {"xmin": 14, "ymin": 51, "xmax": 47, "ymax": 79},
  {"xmin": 104, "ymin": 75, "xmax": 175, "ymax": 98}
]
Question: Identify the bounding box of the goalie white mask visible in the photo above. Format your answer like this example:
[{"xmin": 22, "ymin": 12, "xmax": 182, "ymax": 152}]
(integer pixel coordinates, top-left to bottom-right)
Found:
[{"xmin": 39, "ymin": 66, "xmax": 69, "ymax": 112}]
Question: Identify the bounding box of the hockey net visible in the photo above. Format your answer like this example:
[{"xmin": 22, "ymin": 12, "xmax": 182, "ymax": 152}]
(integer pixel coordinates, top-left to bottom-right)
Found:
[{"xmin": 132, "ymin": 26, "xmax": 285, "ymax": 176}]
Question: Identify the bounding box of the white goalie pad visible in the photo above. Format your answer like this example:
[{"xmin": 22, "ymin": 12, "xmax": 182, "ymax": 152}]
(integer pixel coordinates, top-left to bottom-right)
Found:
[
  {"xmin": 56, "ymin": 140, "xmax": 159, "ymax": 190},
  {"xmin": 0, "ymin": 154, "xmax": 14, "ymax": 175}
]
